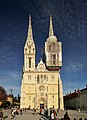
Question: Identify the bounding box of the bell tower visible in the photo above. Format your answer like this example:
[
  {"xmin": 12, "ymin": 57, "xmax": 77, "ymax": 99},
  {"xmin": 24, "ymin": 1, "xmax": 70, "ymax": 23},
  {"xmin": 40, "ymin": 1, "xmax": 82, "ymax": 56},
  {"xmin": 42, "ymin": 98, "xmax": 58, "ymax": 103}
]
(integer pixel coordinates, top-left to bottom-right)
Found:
[
  {"xmin": 45, "ymin": 15, "xmax": 62, "ymax": 69},
  {"xmin": 24, "ymin": 15, "xmax": 36, "ymax": 71}
]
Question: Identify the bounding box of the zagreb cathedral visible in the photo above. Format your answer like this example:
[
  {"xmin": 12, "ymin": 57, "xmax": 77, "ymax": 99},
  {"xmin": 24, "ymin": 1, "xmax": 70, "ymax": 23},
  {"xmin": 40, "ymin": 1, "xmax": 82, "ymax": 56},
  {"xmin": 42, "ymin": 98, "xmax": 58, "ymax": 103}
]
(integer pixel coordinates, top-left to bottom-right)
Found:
[{"xmin": 20, "ymin": 15, "xmax": 64, "ymax": 110}]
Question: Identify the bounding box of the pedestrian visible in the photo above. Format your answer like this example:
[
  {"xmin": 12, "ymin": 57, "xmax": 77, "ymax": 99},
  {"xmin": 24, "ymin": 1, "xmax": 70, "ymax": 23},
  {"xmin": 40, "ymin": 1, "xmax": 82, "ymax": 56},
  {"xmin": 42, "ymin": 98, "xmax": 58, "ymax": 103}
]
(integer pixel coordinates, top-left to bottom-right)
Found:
[
  {"xmin": 52, "ymin": 109, "xmax": 57, "ymax": 119},
  {"xmin": 51, "ymin": 111, "xmax": 55, "ymax": 120},
  {"xmin": 64, "ymin": 111, "xmax": 70, "ymax": 120},
  {"xmin": 33, "ymin": 108, "xmax": 36, "ymax": 115},
  {"xmin": 0, "ymin": 110, "xmax": 3, "ymax": 120},
  {"xmin": 20, "ymin": 109, "xmax": 22, "ymax": 115},
  {"xmin": 40, "ymin": 109, "xmax": 42, "ymax": 115},
  {"xmin": 50, "ymin": 109, "xmax": 52, "ymax": 119},
  {"xmin": 34, "ymin": 109, "xmax": 36, "ymax": 115},
  {"xmin": 10, "ymin": 109, "xmax": 15, "ymax": 119}
]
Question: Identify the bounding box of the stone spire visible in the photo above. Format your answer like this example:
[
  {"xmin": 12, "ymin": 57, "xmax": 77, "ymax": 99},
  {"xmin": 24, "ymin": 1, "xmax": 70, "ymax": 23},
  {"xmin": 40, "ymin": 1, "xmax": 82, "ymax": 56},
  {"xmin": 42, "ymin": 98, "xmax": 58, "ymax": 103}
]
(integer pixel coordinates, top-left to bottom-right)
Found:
[
  {"xmin": 27, "ymin": 15, "xmax": 33, "ymax": 41},
  {"xmin": 49, "ymin": 15, "xmax": 54, "ymax": 37}
]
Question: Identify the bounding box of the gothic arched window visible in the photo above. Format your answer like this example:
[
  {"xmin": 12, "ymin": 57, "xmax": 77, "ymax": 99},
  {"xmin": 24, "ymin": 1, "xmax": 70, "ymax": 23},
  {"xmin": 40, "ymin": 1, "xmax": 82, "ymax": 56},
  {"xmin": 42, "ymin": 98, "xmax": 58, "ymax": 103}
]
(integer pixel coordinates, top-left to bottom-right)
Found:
[{"xmin": 29, "ymin": 57, "xmax": 31, "ymax": 68}]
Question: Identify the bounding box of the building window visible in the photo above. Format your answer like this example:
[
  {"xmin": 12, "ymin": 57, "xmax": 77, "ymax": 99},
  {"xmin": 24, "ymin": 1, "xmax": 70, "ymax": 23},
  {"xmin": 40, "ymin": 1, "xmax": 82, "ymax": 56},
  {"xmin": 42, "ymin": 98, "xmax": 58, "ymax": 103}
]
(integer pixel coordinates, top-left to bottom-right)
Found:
[
  {"xmin": 53, "ymin": 54, "xmax": 56, "ymax": 65},
  {"xmin": 47, "ymin": 87, "xmax": 48, "ymax": 92},
  {"xmin": 41, "ymin": 75, "xmax": 43, "ymax": 83},
  {"xmin": 28, "ymin": 75, "xmax": 31, "ymax": 80},
  {"xmin": 44, "ymin": 75, "xmax": 46, "ymax": 83},
  {"xmin": 29, "ymin": 57, "xmax": 31, "ymax": 68},
  {"xmin": 37, "ymin": 75, "xmax": 39, "ymax": 83},
  {"xmin": 52, "ymin": 42, "xmax": 55, "ymax": 49},
  {"xmin": 47, "ymin": 76, "xmax": 48, "ymax": 81},
  {"xmin": 49, "ymin": 45, "xmax": 51, "ymax": 50}
]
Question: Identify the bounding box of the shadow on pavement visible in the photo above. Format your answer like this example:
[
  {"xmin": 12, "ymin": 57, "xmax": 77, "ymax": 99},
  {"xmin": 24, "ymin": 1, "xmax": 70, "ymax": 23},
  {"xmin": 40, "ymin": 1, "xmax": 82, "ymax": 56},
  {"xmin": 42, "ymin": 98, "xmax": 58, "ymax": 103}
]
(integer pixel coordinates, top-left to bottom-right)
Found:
[{"xmin": 39, "ymin": 113, "xmax": 50, "ymax": 120}]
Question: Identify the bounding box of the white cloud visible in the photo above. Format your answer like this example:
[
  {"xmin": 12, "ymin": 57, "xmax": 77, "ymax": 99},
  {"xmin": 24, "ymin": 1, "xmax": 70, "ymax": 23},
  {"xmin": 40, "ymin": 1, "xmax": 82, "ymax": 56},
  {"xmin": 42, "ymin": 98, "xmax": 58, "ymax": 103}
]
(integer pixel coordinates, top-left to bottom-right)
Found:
[
  {"xmin": 8, "ymin": 71, "xmax": 21, "ymax": 80},
  {"xmin": 63, "ymin": 61, "xmax": 85, "ymax": 72}
]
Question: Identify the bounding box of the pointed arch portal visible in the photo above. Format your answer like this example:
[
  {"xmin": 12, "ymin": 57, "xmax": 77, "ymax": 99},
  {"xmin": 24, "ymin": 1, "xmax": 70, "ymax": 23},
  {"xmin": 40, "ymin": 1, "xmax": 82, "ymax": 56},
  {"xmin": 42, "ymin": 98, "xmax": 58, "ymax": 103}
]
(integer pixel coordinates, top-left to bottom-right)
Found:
[{"xmin": 38, "ymin": 97, "xmax": 46, "ymax": 109}]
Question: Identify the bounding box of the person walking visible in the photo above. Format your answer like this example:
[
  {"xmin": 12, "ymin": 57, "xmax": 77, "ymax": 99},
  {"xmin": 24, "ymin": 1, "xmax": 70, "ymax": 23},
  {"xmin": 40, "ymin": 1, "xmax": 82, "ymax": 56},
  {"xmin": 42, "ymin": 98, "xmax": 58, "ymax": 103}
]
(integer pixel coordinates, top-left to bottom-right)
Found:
[
  {"xmin": 51, "ymin": 111, "xmax": 55, "ymax": 120},
  {"xmin": 0, "ymin": 110, "xmax": 3, "ymax": 120},
  {"xmin": 20, "ymin": 109, "xmax": 22, "ymax": 115},
  {"xmin": 64, "ymin": 111, "xmax": 70, "ymax": 120}
]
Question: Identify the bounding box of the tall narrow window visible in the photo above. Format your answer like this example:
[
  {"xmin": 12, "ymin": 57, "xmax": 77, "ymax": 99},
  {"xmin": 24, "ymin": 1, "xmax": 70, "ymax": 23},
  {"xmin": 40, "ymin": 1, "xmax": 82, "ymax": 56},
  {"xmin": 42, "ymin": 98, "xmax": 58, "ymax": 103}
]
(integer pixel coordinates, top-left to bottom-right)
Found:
[
  {"xmin": 49, "ymin": 45, "xmax": 51, "ymax": 50},
  {"xmin": 47, "ymin": 87, "xmax": 48, "ymax": 92},
  {"xmin": 29, "ymin": 57, "xmax": 31, "ymax": 68},
  {"xmin": 53, "ymin": 54, "xmax": 56, "ymax": 65},
  {"xmin": 52, "ymin": 42, "xmax": 55, "ymax": 50},
  {"xmin": 41, "ymin": 75, "xmax": 43, "ymax": 83},
  {"xmin": 44, "ymin": 75, "xmax": 46, "ymax": 83},
  {"xmin": 37, "ymin": 75, "xmax": 39, "ymax": 83}
]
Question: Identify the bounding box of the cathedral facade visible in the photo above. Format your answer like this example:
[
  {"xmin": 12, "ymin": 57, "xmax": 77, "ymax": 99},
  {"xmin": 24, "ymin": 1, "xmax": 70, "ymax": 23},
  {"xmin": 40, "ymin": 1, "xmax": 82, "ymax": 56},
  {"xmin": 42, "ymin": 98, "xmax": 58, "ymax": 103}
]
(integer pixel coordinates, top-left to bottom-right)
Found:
[{"xmin": 20, "ymin": 15, "xmax": 64, "ymax": 110}]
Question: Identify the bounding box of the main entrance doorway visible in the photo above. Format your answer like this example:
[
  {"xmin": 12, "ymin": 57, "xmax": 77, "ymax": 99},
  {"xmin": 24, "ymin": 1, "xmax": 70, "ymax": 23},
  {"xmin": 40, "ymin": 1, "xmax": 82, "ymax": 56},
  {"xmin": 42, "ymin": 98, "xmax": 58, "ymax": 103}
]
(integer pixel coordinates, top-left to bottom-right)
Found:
[{"xmin": 40, "ymin": 103, "xmax": 44, "ymax": 109}]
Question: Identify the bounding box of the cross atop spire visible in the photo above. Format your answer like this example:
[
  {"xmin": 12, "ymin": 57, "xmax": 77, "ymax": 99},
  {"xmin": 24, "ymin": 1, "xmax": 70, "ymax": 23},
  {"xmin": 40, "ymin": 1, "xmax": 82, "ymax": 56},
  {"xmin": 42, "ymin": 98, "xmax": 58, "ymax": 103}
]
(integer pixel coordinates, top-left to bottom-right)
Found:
[
  {"xmin": 49, "ymin": 15, "xmax": 54, "ymax": 37},
  {"xmin": 27, "ymin": 15, "xmax": 33, "ymax": 41}
]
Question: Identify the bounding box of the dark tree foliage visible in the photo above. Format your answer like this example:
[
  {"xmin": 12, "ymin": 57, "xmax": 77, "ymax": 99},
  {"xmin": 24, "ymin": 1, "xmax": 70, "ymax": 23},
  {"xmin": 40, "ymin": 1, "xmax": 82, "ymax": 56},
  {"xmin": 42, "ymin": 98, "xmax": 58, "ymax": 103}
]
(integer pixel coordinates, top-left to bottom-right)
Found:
[{"xmin": 0, "ymin": 86, "xmax": 7, "ymax": 103}]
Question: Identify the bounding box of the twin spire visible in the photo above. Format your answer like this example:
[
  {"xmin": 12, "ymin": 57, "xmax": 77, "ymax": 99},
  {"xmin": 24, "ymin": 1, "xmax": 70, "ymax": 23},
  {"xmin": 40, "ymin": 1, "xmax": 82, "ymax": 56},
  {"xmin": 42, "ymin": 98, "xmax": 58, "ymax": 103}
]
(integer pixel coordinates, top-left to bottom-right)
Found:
[
  {"xmin": 27, "ymin": 15, "xmax": 33, "ymax": 41},
  {"xmin": 27, "ymin": 15, "xmax": 54, "ymax": 40},
  {"xmin": 49, "ymin": 15, "xmax": 54, "ymax": 37}
]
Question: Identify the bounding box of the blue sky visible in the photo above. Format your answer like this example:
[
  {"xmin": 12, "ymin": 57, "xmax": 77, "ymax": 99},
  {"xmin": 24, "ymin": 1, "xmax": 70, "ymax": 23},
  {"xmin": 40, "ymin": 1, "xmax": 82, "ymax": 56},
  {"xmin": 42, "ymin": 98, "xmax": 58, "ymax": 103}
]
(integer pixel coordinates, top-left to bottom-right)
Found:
[{"xmin": 0, "ymin": 0, "xmax": 87, "ymax": 96}]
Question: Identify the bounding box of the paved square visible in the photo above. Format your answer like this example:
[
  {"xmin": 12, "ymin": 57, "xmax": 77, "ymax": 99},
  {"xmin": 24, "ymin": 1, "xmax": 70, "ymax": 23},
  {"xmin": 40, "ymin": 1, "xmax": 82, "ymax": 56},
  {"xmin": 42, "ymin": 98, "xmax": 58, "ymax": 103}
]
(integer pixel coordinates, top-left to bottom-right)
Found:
[{"xmin": 3, "ymin": 109, "xmax": 87, "ymax": 120}]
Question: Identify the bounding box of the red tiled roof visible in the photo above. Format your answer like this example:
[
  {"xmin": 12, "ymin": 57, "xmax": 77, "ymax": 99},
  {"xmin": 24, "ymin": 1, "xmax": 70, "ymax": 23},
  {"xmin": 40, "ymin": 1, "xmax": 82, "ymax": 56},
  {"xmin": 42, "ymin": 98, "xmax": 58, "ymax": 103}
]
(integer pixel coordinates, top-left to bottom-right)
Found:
[{"xmin": 63, "ymin": 92, "xmax": 79, "ymax": 100}]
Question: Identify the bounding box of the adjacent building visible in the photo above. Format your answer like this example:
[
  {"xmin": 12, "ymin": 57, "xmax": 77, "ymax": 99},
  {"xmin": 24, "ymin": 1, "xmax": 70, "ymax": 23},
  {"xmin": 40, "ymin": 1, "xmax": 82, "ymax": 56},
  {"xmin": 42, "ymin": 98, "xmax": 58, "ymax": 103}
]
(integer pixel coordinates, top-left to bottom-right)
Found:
[
  {"xmin": 64, "ymin": 86, "xmax": 87, "ymax": 110},
  {"xmin": 20, "ymin": 15, "xmax": 64, "ymax": 110}
]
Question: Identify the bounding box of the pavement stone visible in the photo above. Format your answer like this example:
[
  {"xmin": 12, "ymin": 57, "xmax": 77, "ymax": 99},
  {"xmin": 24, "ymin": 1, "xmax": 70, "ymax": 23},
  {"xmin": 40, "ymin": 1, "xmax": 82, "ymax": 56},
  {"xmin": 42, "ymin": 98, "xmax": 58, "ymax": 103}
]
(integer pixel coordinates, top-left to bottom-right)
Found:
[{"xmin": 2, "ymin": 109, "xmax": 87, "ymax": 120}]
